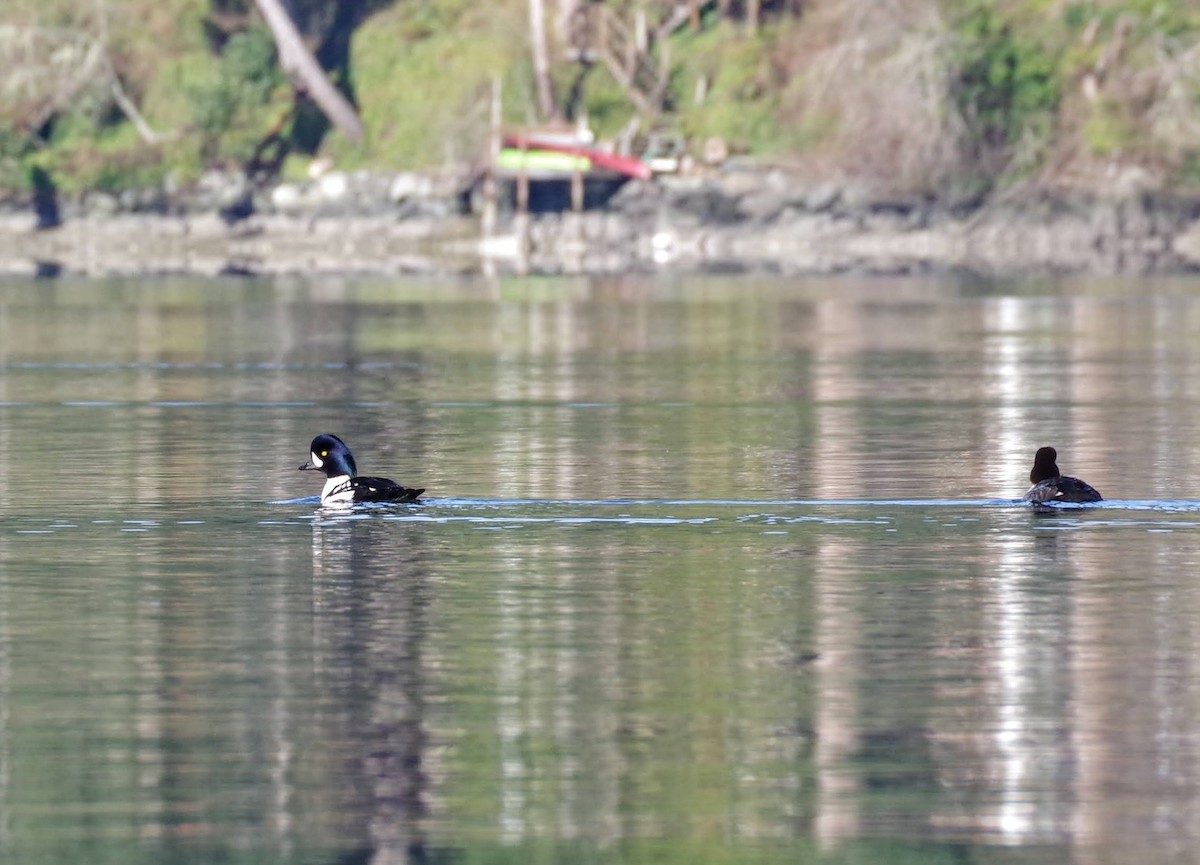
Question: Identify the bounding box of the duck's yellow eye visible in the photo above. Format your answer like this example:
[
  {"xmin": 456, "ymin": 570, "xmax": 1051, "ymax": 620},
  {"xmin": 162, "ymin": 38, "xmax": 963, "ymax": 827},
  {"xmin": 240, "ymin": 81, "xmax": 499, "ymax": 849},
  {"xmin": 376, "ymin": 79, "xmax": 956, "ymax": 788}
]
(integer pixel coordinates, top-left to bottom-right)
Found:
[{"xmin": 321, "ymin": 450, "xmax": 328, "ymax": 457}]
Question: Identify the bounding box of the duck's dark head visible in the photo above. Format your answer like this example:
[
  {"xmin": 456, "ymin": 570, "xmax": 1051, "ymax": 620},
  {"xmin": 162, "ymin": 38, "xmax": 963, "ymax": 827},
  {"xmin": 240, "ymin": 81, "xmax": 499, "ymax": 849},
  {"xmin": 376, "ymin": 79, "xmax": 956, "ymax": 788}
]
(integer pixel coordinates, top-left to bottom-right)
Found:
[
  {"xmin": 1029, "ymin": 446, "xmax": 1060, "ymax": 484},
  {"xmin": 299, "ymin": 433, "xmax": 358, "ymax": 478}
]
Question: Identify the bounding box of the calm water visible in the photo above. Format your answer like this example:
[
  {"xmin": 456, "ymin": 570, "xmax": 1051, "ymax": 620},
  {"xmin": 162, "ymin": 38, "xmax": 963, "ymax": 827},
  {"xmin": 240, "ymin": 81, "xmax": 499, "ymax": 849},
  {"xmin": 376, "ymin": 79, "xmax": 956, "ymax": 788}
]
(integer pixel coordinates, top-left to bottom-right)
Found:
[{"xmin": 2, "ymin": 274, "xmax": 1200, "ymax": 864}]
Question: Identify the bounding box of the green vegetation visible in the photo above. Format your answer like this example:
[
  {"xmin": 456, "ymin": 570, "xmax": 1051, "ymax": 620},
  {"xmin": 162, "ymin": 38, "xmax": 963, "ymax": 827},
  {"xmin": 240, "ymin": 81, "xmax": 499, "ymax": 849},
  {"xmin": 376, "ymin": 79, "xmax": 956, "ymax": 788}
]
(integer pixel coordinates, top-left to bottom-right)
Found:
[
  {"xmin": 184, "ymin": 25, "xmax": 287, "ymax": 160},
  {"xmin": 337, "ymin": 2, "xmax": 524, "ymax": 169},
  {"xmin": 951, "ymin": 2, "xmax": 1060, "ymax": 173},
  {"xmin": 2, "ymin": 0, "xmax": 1200, "ymax": 199},
  {"xmin": 669, "ymin": 26, "xmax": 784, "ymax": 155}
]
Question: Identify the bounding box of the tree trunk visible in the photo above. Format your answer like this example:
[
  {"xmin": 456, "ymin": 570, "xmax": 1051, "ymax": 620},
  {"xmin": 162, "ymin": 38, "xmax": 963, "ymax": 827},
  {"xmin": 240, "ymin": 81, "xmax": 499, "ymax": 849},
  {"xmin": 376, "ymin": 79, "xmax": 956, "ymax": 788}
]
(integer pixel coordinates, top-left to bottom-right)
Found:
[
  {"xmin": 252, "ymin": 0, "xmax": 364, "ymax": 144},
  {"xmin": 528, "ymin": 0, "xmax": 560, "ymax": 121},
  {"xmin": 746, "ymin": 0, "xmax": 760, "ymax": 34},
  {"xmin": 555, "ymin": 0, "xmax": 581, "ymax": 49}
]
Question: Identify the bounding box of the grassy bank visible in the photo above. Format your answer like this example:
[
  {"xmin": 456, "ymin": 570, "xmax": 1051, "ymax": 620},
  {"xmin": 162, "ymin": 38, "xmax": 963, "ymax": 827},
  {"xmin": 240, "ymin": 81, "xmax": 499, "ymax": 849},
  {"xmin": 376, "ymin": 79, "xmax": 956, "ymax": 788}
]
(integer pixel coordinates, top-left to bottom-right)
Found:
[{"xmin": 2, "ymin": 0, "xmax": 1200, "ymax": 201}]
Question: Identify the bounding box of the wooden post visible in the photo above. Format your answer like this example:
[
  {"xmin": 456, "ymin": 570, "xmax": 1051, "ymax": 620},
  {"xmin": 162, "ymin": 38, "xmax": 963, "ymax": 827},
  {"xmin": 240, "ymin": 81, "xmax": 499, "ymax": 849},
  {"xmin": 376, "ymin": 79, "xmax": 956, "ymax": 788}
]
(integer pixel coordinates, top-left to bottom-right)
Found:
[
  {"xmin": 625, "ymin": 11, "xmax": 638, "ymax": 72},
  {"xmin": 571, "ymin": 170, "xmax": 583, "ymax": 212},
  {"xmin": 514, "ymin": 131, "xmax": 530, "ymax": 275},
  {"xmin": 482, "ymin": 75, "xmax": 501, "ymax": 237},
  {"xmin": 517, "ymin": 172, "xmax": 530, "ymax": 214},
  {"xmin": 598, "ymin": 7, "xmax": 608, "ymax": 61},
  {"xmin": 516, "ymin": 132, "xmax": 530, "ymax": 216},
  {"xmin": 654, "ymin": 38, "xmax": 670, "ymax": 108}
]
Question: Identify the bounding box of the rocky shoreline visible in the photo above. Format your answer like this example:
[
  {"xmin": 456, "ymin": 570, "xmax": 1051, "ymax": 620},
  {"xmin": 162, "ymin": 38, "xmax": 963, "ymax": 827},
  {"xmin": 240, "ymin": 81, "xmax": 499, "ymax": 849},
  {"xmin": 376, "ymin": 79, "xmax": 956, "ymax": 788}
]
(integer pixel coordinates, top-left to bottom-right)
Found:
[{"xmin": 3, "ymin": 166, "xmax": 1200, "ymax": 278}]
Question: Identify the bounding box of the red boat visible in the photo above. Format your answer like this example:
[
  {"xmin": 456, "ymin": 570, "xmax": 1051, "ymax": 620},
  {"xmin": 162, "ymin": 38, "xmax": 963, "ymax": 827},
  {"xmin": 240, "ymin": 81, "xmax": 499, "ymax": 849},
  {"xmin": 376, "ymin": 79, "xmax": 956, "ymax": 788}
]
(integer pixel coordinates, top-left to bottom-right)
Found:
[{"xmin": 502, "ymin": 135, "xmax": 652, "ymax": 181}]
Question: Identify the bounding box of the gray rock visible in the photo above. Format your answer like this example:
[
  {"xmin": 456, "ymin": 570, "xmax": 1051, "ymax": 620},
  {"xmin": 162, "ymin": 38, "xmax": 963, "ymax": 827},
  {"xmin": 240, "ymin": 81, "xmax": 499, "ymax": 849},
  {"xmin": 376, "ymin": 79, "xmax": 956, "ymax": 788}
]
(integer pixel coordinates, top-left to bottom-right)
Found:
[
  {"xmin": 196, "ymin": 169, "xmax": 249, "ymax": 210},
  {"xmin": 1171, "ymin": 220, "xmax": 1200, "ymax": 266},
  {"xmin": 665, "ymin": 181, "xmax": 742, "ymax": 224},
  {"xmin": 85, "ymin": 192, "xmax": 119, "ymax": 216},
  {"xmin": 736, "ymin": 189, "xmax": 792, "ymax": 222},
  {"xmin": 315, "ymin": 171, "xmax": 350, "ymax": 203},
  {"xmin": 389, "ymin": 172, "xmax": 435, "ymax": 202},
  {"xmin": 269, "ymin": 183, "xmax": 304, "ymax": 213},
  {"xmin": 803, "ymin": 182, "xmax": 841, "ymax": 212}
]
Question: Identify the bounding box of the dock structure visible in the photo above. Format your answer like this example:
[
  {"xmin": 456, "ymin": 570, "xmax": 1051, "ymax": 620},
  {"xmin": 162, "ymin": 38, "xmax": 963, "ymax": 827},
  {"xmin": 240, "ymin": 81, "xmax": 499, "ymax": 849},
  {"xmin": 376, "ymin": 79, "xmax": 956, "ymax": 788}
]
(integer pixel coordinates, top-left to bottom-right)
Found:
[
  {"xmin": 484, "ymin": 1, "xmax": 788, "ymax": 224},
  {"xmin": 479, "ymin": 68, "xmax": 651, "ymax": 224},
  {"xmin": 491, "ymin": 130, "xmax": 648, "ymax": 216}
]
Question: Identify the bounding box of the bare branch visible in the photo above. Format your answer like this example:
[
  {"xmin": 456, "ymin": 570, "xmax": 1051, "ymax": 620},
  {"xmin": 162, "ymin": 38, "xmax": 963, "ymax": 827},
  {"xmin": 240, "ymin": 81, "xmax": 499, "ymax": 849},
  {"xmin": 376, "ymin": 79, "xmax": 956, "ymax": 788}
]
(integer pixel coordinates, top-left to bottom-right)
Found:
[
  {"xmin": 251, "ymin": 0, "xmax": 365, "ymax": 144},
  {"xmin": 110, "ymin": 77, "xmax": 170, "ymax": 144}
]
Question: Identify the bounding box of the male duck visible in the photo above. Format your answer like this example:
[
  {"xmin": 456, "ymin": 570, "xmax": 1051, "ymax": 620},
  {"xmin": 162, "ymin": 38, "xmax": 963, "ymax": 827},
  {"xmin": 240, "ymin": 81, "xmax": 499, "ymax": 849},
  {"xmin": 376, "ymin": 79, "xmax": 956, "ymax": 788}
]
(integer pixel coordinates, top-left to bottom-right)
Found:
[{"xmin": 299, "ymin": 433, "xmax": 424, "ymax": 505}]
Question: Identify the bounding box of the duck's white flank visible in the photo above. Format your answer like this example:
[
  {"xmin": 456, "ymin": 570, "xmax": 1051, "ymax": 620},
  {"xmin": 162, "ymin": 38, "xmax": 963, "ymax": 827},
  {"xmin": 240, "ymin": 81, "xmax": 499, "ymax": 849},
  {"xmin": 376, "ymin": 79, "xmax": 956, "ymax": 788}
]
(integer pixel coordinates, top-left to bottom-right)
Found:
[{"xmin": 321, "ymin": 474, "xmax": 353, "ymax": 504}]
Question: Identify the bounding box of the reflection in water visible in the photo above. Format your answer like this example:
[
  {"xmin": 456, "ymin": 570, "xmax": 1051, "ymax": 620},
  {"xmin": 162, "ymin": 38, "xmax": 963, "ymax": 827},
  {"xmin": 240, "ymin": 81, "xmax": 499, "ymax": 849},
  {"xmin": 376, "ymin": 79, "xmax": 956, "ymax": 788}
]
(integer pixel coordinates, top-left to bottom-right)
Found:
[
  {"xmin": 973, "ymin": 294, "xmax": 1074, "ymax": 845},
  {"xmin": 985, "ymin": 295, "xmax": 1035, "ymax": 494},
  {"xmin": 0, "ymin": 530, "xmax": 9, "ymax": 851},
  {"xmin": 813, "ymin": 538, "xmax": 861, "ymax": 849},
  {"xmin": 0, "ymin": 275, "xmax": 1199, "ymax": 863},
  {"xmin": 310, "ymin": 516, "xmax": 432, "ymax": 863},
  {"xmin": 938, "ymin": 529, "xmax": 1076, "ymax": 845}
]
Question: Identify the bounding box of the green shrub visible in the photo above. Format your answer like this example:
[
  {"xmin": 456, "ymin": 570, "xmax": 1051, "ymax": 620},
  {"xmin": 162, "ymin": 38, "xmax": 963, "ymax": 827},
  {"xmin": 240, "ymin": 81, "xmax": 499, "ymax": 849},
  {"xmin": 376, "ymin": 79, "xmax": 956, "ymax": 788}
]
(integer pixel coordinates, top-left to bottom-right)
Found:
[
  {"xmin": 0, "ymin": 125, "xmax": 35, "ymax": 191},
  {"xmin": 184, "ymin": 24, "xmax": 288, "ymax": 160},
  {"xmin": 340, "ymin": 1, "xmax": 522, "ymax": 169},
  {"xmin": 951, "ymin": 3, "xmax": 1060, "ymax": 160}
]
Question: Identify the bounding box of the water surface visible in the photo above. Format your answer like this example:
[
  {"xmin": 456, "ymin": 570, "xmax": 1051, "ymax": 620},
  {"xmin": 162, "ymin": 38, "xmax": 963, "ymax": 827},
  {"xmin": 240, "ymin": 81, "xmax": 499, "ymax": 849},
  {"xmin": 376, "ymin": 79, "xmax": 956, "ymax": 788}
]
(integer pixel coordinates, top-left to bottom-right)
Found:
[{"xmin": 1, "ymin": 274, "xmax": 1200, "ymax": 864}]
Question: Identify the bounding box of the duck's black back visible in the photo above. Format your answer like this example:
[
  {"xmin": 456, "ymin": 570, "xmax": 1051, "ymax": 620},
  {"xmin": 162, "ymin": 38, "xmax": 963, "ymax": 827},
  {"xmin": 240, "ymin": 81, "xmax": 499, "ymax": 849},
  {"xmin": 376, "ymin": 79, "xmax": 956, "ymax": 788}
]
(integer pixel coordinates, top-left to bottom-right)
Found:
[{"xmin": 348, "ymin": 476, "xmax": 425, "ymax": 503}]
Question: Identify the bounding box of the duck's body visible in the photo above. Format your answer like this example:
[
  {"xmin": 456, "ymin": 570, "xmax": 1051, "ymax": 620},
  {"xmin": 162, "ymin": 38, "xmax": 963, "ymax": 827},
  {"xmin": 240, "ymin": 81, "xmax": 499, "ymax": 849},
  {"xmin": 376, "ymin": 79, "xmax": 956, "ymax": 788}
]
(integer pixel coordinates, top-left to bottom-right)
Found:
[
  {"xmin": 299, "ymin": 434, "xmax": 424, "ymax": 505},
  {"xmin": 1022, "ymin": 446, "xmax": 1102, "ymax": 504}
]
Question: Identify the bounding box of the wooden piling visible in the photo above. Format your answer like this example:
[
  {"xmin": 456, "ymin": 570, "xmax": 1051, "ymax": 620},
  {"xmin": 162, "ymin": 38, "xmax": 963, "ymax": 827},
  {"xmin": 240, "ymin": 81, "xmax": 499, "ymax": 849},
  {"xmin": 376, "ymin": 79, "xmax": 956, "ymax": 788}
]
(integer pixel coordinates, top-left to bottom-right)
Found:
[{"xmin": 482, "ymin": 75, "xmax": 501, "ymax": 238}]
